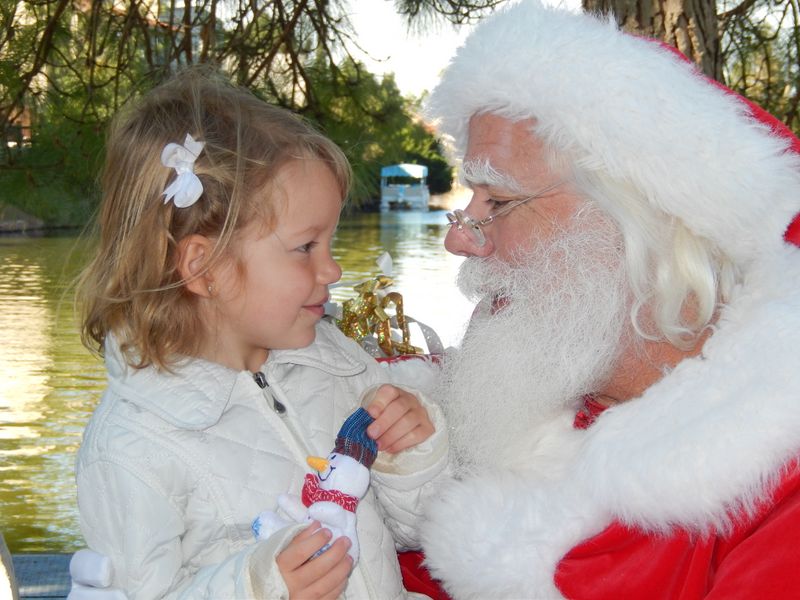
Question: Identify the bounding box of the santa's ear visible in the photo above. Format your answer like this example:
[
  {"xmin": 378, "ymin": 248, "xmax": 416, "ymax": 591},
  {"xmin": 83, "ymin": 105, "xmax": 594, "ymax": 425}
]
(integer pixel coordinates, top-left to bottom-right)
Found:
[{"xmin": 176, "ymin": 234, "xmax": 214, "ymax": 298}]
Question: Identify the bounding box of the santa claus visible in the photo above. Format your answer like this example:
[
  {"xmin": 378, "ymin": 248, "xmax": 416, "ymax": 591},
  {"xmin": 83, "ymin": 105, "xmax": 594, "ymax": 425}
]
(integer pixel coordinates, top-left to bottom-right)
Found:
[{"xmin": 416, "ymin": 1, "xmax": 800, "ymax": 598}]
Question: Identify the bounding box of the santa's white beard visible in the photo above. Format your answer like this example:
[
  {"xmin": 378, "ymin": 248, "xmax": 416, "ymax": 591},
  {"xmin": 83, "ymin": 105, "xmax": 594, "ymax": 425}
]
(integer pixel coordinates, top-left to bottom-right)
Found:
[{"xmin": 435, "ymin": 211, "xmax": 631, "ymax": 475}]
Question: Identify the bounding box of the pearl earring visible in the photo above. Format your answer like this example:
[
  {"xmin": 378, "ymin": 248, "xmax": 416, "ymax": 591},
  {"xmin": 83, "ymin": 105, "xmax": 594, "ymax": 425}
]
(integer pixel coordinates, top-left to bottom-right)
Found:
[{"xmin": 207, "ymin": 283, "xmax": 214, "ymax": 296}]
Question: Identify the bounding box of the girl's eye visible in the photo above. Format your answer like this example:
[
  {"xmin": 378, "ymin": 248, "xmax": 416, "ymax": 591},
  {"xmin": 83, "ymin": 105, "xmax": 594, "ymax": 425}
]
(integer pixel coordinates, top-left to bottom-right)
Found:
[{"xmin": 297, "ymin": 241, "xmax": 318, "ymax": 253}]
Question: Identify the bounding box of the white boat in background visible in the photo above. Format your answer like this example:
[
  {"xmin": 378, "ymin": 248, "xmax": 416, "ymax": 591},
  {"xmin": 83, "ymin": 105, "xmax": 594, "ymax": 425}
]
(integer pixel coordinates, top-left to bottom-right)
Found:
[{"xmin": 380, "ymin": 163, "xmax": 430, "ymax": 210}]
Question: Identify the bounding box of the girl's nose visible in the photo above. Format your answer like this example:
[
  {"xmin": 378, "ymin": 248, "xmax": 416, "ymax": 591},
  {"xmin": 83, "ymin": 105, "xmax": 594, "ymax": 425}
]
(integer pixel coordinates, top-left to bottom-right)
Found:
[
  {"xmin": 444, "ymin": 220, "xmax": 495, "ymax": 257},
  {"xmin": 319, "ymin": 252, "xmax": 343, "ymax": 285}
]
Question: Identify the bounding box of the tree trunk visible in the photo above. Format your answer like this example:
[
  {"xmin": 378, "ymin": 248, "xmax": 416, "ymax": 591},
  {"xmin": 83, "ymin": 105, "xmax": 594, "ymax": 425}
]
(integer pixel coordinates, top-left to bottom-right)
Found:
[{"xmin": 582, "ymin": 0, "xmax": 722, "ymax": 82}]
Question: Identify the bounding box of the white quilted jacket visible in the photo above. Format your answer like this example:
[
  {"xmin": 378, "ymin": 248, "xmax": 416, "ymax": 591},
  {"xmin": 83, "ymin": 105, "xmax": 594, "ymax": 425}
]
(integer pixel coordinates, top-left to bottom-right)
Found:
[{"xmin": 76, "ymin": 320, "xmax": 447, "ymax": 599}]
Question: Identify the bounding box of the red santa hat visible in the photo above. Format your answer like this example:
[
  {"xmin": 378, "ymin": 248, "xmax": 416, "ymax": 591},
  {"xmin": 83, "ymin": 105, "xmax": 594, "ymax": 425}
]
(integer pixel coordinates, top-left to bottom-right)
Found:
[{"xmin": 426, "ymin": 1, "xmax": 800, "ymax": 256}]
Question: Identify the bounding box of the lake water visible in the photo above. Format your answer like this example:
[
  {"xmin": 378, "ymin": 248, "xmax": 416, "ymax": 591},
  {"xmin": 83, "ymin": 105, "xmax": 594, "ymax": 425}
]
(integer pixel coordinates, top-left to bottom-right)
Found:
[{"xmin": 0, "ymin": 210, "xmax": 474, "ymax": 553}]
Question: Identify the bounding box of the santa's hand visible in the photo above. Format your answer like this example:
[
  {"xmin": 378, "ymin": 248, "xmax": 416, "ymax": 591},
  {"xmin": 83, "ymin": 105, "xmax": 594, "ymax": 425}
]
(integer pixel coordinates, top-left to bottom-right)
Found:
[
  {"xmin": 364, "ymin": 384, "xmax": 434, "ymax": 453},
  {"xmin": 276, "ymin": 521, "xmax": 352, "ymax": 599}
]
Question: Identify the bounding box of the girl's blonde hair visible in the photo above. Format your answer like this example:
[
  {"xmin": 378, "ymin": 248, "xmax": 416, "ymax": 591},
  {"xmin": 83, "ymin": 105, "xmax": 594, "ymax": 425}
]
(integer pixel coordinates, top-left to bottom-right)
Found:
[{"xmin": 77, "ymin": 67, "xmax": 351, "ymax": 370}]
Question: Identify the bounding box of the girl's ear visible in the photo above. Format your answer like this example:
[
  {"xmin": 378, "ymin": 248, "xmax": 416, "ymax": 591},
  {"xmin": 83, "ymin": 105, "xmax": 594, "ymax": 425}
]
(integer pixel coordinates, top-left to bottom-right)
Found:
[{"xmin": 177, "ymin": 234, "xmax": 214, "ymax": 297}]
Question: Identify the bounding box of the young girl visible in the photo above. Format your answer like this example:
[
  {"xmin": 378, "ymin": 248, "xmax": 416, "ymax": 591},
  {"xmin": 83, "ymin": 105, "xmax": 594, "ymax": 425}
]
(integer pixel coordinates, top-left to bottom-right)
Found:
[{"xmin": 74, "ymin": 69, "xmax": 447, "ymax": 599}]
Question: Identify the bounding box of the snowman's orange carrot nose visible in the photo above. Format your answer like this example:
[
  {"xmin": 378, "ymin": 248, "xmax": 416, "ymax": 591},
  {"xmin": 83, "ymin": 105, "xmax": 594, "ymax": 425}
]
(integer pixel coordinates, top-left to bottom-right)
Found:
[{"xmin": 307, "ymin": 456, "xmax": 329, "ymax": 472}]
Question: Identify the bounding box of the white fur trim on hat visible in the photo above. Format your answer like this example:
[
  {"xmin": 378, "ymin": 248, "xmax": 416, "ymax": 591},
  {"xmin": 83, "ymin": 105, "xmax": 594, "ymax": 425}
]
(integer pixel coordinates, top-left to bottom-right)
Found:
[{"xmin": 426, "ymin": 1, "xmax": 800, "ymax": 265}]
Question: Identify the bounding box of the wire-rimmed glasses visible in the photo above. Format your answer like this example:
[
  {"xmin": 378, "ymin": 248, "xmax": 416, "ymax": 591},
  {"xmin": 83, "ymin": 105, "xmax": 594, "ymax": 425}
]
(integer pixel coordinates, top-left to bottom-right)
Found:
[{"xmin": 445, "ymin": 180, "xmax": 564, "ymax": 247}]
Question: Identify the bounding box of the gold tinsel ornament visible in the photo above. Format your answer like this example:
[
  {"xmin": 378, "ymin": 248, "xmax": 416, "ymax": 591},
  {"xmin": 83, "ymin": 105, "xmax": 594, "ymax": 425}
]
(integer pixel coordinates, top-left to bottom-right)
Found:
[{"xmin": 334, "ymin": 254, "xmax": 423, "ymax": 358}]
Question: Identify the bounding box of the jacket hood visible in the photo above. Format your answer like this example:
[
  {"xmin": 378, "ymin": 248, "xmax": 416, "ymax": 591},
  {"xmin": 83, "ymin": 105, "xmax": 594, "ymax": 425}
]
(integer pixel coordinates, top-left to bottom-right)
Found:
[{"xmin": 426, "ymin": 1, "xmax": 800, "ymax": 265}]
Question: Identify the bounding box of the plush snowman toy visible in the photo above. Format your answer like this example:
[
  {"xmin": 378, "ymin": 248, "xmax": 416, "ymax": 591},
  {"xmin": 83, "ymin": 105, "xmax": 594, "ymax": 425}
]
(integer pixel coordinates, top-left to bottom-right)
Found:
[{"xmin": 252, "ymin": 408, "xmax": 377, "ymax": 565}]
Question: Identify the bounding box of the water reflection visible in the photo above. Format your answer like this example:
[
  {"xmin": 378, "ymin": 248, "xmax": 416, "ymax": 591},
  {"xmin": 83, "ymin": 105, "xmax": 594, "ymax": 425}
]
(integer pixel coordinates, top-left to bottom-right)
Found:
[
  {"xmin": 0, "ymin": 235, "xmax": 105, "ymax": 551},
  {"xmin": 0, "ymin": 210, "xmax": 473, "ymax": 552}
]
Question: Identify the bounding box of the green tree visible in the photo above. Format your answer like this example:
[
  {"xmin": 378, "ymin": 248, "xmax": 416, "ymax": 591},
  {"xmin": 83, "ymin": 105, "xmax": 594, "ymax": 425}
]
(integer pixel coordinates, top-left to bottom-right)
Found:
[
  {"xmin": 719, "ymin": 0, "xmax": 800, "ymax": 133},
  {"xmin": 0, "ymin": 0, "xmax": 499, "ymax": 225},
  {"xmin": 302, "ymin": 56, "xmax": 453, "ymax": 206}
]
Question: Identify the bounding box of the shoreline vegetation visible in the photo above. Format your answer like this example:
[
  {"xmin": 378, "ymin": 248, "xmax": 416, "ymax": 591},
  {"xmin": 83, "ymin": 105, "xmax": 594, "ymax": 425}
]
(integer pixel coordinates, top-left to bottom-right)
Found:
[{"xmin": 0, "ymin": 203, "xmax": 44, "ymax": 234}]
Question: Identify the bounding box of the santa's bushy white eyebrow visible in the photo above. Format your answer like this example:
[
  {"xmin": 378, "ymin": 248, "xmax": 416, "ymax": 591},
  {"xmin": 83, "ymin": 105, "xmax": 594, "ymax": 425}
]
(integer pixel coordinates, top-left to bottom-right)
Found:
[{"xmin": 460, "ymin": 158, "xmax": 525, "ymax": 195}]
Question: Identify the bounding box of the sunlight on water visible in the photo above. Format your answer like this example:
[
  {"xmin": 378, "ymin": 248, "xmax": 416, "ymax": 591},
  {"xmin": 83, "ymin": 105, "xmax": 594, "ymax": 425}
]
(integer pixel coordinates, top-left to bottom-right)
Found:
[
  {"xmin": 0, "ymin": 234, "xmax": 105, "ymax": 552},
  {"xmin": 0, "ymin": 210, "xmax": 474, "ymax": 552}
]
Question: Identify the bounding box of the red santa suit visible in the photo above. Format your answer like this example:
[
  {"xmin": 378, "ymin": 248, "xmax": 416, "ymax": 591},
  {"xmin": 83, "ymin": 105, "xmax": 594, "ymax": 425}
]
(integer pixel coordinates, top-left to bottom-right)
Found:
[
  {"xmin": 557, "ymin": 399, "xmax": 800, "ymax": 599},
  {"xmin": 407, "ymin": 386, "xmax": 800, "ymax": 599},
  {"xmin": 417, "ymin": 2, "xmax": 800, "ymax": 599}
]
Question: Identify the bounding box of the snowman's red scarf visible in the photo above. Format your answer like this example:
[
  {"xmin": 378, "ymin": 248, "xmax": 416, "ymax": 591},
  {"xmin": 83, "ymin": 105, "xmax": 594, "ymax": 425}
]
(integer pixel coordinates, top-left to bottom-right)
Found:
[{"xmin": 301, "ymin": 473, "xmax": 359, "ymax": 512}]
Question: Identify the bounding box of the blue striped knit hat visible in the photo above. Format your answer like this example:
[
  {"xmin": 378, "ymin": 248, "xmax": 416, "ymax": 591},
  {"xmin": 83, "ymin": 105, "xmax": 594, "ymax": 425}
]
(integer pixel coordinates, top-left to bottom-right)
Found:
[{"xmin": 334, "ymin": 408, "xmax": 378, "ymax": 469}]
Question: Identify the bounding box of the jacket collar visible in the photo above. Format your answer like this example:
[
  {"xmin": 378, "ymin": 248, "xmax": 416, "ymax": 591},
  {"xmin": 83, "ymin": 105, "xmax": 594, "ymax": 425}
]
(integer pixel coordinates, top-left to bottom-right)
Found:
[
  {"xmin": 267, "ymin": 320, "xmax": 366, "ymax": 377},
  {"xmin": 104, "ymin": 321, "xmax": 366, "ymax": 430}
]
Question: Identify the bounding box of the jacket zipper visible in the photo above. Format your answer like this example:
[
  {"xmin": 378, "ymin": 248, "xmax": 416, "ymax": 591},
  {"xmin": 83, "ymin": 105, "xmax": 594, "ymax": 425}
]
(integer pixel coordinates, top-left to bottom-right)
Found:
[
  {"xmin": 252, "ymin": 370, "xmax": 314, "ymax": 459},
  {"xmin": 253, "ymin": 371, "xmax": 286, "ymax": 413}
]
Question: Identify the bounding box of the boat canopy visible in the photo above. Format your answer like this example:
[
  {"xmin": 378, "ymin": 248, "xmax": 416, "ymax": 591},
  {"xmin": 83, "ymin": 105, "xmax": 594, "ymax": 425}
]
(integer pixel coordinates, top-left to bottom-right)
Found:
[{"xmin": 380, "ymin": 163, "xmax": 428, "ymax": 179}]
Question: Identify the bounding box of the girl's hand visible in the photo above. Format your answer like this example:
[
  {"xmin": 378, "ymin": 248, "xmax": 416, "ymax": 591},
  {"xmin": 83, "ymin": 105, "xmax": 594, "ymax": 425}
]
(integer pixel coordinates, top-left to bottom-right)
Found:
[
  {"xmin": 276, "ymin": 522, "xmax": 352, "ymax": 599},
  {"xmin": 365, "ymin": 384, "xmax": 435, "ymax": 453}
]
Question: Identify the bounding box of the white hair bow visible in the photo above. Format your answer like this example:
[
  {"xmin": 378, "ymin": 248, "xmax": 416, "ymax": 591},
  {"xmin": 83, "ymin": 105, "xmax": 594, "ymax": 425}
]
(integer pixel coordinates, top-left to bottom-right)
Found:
[{"xmin": 161, "ymin": 133, "xmax": 205, "ymax": 208}]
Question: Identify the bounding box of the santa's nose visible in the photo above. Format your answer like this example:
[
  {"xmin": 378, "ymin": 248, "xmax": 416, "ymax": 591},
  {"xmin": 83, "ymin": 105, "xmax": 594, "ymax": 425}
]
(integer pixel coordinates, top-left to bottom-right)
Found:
[{"xmin": 444, "ymin": 220, "xmax": 494, "ymax": 257}]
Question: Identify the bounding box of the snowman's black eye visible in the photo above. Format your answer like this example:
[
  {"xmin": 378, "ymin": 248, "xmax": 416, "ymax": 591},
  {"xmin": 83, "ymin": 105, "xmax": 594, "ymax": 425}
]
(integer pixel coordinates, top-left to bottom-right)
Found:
[{"xmin": 329, "ymin": 454, "xmax": 336, "ymax": 461}]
